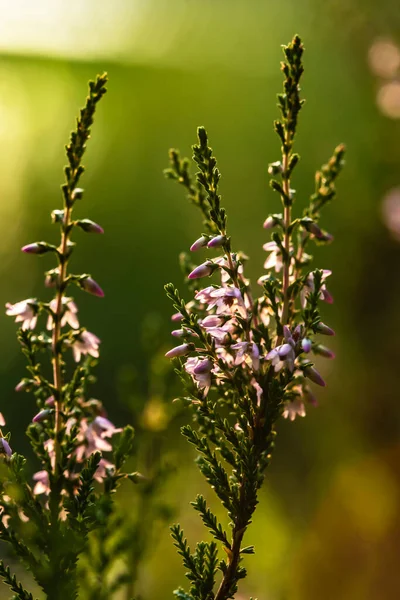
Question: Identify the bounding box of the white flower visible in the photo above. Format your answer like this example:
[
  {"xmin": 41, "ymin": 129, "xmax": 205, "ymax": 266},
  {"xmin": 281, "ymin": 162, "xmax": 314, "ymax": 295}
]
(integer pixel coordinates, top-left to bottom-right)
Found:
[
  {"xmin": 6, "ymin": 299, "xmax": 38, "ymax": 330},
  {"xmin": 282, "ymin": 398, "xmax": 306, "ymax": 421},
  {"xmin": 47, "ymin": 297, "xmax": 79, "ymax": 330},
  {"xmin": 72, "ymin": 331, "xmax": 100, "ymax": 362},
  {"xmin": 263, "ymin": 242, "xmax": 284, "ymax": 272}
]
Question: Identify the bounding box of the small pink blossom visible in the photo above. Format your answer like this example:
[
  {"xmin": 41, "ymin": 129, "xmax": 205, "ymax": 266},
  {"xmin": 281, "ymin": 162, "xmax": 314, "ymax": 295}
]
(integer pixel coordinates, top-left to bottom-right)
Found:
[
  {"xmin": 301, "ymin": 270, "xmax": 333, "ymax": 308},
  {"xmin": 231, "ymin": 341, "xmax": 260, "ymax": 370},
  {"xmin": 47, "ymin": 297, "xmax": 79, "ymax": 330},
  {"xmin": 6, "ymin": 299, "xmax": 38, "ymax": 330},
  {"xmin": 72, "ymin": 331, "xmax": 100, "ymax": 362},
  {"xmin": 282, "ymin": 398, "xmax": 306, "ymax": 421},
  {"xmin": 263, "ymin": 241, "xmax": 284, "ymax": 272},
  {"xmin": 185, "ymin": 357, "xmax": 213, "ymax": 393}
]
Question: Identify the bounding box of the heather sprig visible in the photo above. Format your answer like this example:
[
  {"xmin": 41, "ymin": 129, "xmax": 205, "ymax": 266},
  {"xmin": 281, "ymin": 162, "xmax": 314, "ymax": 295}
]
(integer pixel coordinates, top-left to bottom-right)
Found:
[
  {"xmin": 2, "ymin": 75, "xmax": 136, "ymax": 600},
  {"xmin": 165, "ymin": 35, "xmax": 345, "ymax": 599}
]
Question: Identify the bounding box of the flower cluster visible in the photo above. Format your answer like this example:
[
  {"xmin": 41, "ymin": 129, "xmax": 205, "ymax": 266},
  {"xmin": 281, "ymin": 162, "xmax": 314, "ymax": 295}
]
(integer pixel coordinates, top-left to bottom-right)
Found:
[
  {"xmin": 0, "ymin": 74, "xmax": 138, "ymax": 600},
  {"xmin": 165, "ymin": 35, "xmax": 345, "ymax": 600}
]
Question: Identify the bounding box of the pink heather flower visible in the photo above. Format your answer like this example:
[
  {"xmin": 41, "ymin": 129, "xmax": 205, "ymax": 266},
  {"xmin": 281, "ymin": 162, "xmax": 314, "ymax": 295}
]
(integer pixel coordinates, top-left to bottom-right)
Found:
[
  {"xmin": 195, "ymin": 286, "xmax": 247, "ymax": 318},
  {"xmin": 188, "ymin": 261, "xmax": 215, "ymax": 280},
  {"xmin": 304, "ymin": 365, "xmax": 326, "ymax": 387},
  {"xmin": 267, "ymin": 327, "xmax": 296, "ymax": 372},
  {"xmin": 76, "ymin": 416, "xmax": 122, "ymax": 460},
  {"xmin": 283, "ymin": 398, "xmax": 306, "ymax": 421},
  {"xmin": 231, "ymin": 341, "xmax": 260, "ymax": 370},
  {"xmin": 0, "ymin": 438, "xmax": 12, "ymax": 457},
  {"xmin": 33, "ymin": 470, "xmax": 50, "ymax": 495},
  {"xmin": 263, "ymin": 215, "xmax": 277, "ymax": 229},
  {"xmin": 200, "ymin": 315, "xmax": 224, "ymax": 328},
  {"xmin": 94, "ymin": 458, "xmax": 114, "ymax": 482},
  {"xmin": 6, "ymin": 299, "xmax": 38, "ymax": 330},
  {"xmin": 81, "ymin": 276, "xmax": 104, "ymax": 298},
  {"xmin": 72, "ymin": 331, "xmax": 100, "ymax": 362},
  {"xmin": 207, "ymin": 235, "xmax": 225, "ymax": 248},
  {"xmin": 190, "ymin": 236, "xmax": 208, "ymax": 251},
  {"xmin": 47, "ymin": 297, "xmax": 79, "ymax": 330},
  {"xmin": 301, "ymin": 338, "xmax": 312, "ymax": 353},
  {"xmin": 301, "ymin": 270, "xmax": 333, "ymax": 308},
  {"xmin": 263, "ymin": 241, "xmax": 284, "ymax": 272},
  {"xmin": 185, "ymin": 357, "xmax": 213, "ymax": 392},
  {"xmin": 165, "ymin": 343, "xmax": 191, "ymax": 359},
  {"xmin": 45, "ymin": 396, "xmax": 55, "ymax": 407},
  {"xmin": 0, "ymin": 414, "xmax": 5, "ymax": 427}
]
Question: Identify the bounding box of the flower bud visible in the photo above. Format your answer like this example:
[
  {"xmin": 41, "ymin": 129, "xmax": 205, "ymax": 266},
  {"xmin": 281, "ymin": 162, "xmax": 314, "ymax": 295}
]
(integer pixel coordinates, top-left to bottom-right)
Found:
[
  {"xmin": 22, "ymin": 242, "xmax": 54, "ymax": 255},
  {"xmin": 301, "ymin": 218, "xmax": 323, "ymax": 237},
  {"xmin": 165, "ymin": 343, "xmax": 192, "ymax": 359},
  {"xmin": 0, "ymin": 438, "xmax": 12, "ymax": 458},
  {"xmin": 188, "ymin": 261, "xmax": 215, "ymax": 280},
  {"xmin": 76, "ymin": 219, "xmax": 104, "ymax": 234},
  {"xmin": 313, "ymin": 344, "xmax": 335, "ymax": 359},
  {"xmin": 171, "ymin": 329, "xmax": 185, "ymax": 337},
  {"xmin": 45, "ymin": 269, "xmax": 60, "ymax": 288},
  {"xmin": 71, "ymin": 188, "xmax": 84, "ymax": 201},
  {"xmin": 304, "ymin": 366, "xmax": 326, "ymax": 387},
  {"xmin": 301, "ymin": 338, "xmax": 312, "ymax": 353},
  {"xmin": 80, "ymin": 276, "xmax": 104, "ymax": 298},
  {"xmin": 51, "ymin": 210, "xmax": 65, "ymax": 224},
  {"xmin": 171, "ymin": 312, "xmax": 183, "ymax": 322},
  {"xmin": 263, "ymin": 216, "xmax": 276, "ymax": 229},
  {"xmin": 45, "ymin": 396, "xmax": 55, "ymax": 407},
  {"xmin": 32, "ymin": 409, "xmax": 52, "ymax": 423},
  {"xmin": 200, "ymin": 315, "xmax": 223, "ymax": 328},
  {"xmin": 15, "ymin": 379, "xmax": 34, "ymax": 393},
  {"xmin": 190, "ymin": 236, "xmax": 208, "ymax": 252},
  {"xmin": 268, "ymin": 161, "xmax": 282, "ymax": 175},
  {"xmin": 316, "ymin": 322, "xmax": 335, "ymax": 336},
  {"xmin": 207, "ymin": 235, "xmax": 225, "ymax": 249}
]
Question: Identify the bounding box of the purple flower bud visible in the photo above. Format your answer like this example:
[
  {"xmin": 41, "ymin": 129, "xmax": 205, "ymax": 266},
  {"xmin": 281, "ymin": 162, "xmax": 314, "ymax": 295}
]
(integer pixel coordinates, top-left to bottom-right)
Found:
[
  {"xmin": 171, "ymin": 329, "xmax": 184, "ymax": 337},
  {"xmin": 76, "ymin": 219, "xmax": 104, "ymax": 234},
  {"xmin": 316, "ymin": 322, "xmax": 335, "ymax": 336},
  {"xmin": 171, "ymin": 312, "xmax": 183, "ymax": 322},
  {"xmin": 45, "ymin": 396, "xmax": 55, "ymax": 407},
  {"xmin": 188, "ymin": 261, "xmax": 215, "ymax": 280},
  {"xmin": 200, "ymin": 315, "xmax": 223, "ymax": 328},
  {"xmin": 207, "ymin": 235, "xmax": 225, "ymax": 249},
  {"xmin": 165, "ymin": 343, "xmax": 191, "ymax": 359},
  {"xmin": 22, "ymin": 242, "xmax": 53, "ymax": 255},
  {"xmin": 80, "ymin": 276, "xmax": 104, "ymax": 298},
  {"xmin": 0, "ymin": 438, "xmax": 12, "ymax": 458},
  {"xmin": 32, "ymin": 409, "xmax": 52, "ymax": 423},
  {"xmin": 190, "ymin": 236, "xmax": 208, "ymax": 252},
  {"xmin": 302, "ymin": 220, "xmax": 323, "ymax": 237},
  {"xmin": 15, "ymin": 379, "xmax": 32, "ymax": 393},
  {"xmin": 313, "ymin": 344, "xmax": 335, "ymax": 359},
  {"xmin": 304, "ymin": 366, "xmax": 326, "ymax": 387},
  {"xmin": 301, "ymin": 338, "xmax": 312, "ymax": 353}
]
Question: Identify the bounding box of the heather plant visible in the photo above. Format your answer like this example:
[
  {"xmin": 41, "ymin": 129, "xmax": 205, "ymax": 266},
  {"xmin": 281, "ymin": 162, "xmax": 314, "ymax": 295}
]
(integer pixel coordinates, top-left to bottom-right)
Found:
[
  {"xmin": 0, "ymin": 74, "xmax": 140, "ymax": 600},
  {"xmin": 164, "ymin": 35, "xmax": 345, "ymax": 599}
]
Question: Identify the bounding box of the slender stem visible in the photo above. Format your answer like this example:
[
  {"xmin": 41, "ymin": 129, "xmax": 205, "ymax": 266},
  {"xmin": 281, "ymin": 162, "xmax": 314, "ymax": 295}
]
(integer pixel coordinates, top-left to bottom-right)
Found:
[
  {"xmin": 280, "ymin": 143, "xmax": 292, "ymax": 329},
  {"xmin": 52, "ymin": 205, "xmax": 72, "ymax": 477}
]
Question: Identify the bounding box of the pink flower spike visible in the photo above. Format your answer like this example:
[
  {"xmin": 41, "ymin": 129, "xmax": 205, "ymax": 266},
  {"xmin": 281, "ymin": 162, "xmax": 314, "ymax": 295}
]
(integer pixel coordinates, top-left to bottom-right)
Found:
[
  {"xmin": 304, "ymin": 366, "xmax": 326, "ymax": 387},
  {"xmin": 81, "ymin": 276, "xmax": 104, "ymax": 298},
  {"xmin": 0, "ymin": 438, "xmax": 12, "ymax": 457},
  {"xmin": 190, "ymin": 236, "xmax": 208, "ymax": 252},
  {"xmin": 188, "ymin": 261, "xmax": 215, "ymax": 280},
  {"xmin": 165, "ymin": 343, "xmax": 191, "ymax": 359}
]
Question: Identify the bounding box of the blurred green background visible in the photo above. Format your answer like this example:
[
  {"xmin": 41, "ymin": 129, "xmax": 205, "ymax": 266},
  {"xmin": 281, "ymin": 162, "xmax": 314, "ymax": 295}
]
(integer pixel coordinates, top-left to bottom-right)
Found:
[{"xmin": 1, "ymin": 0, "xmax": 400, "ymax": 598}]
